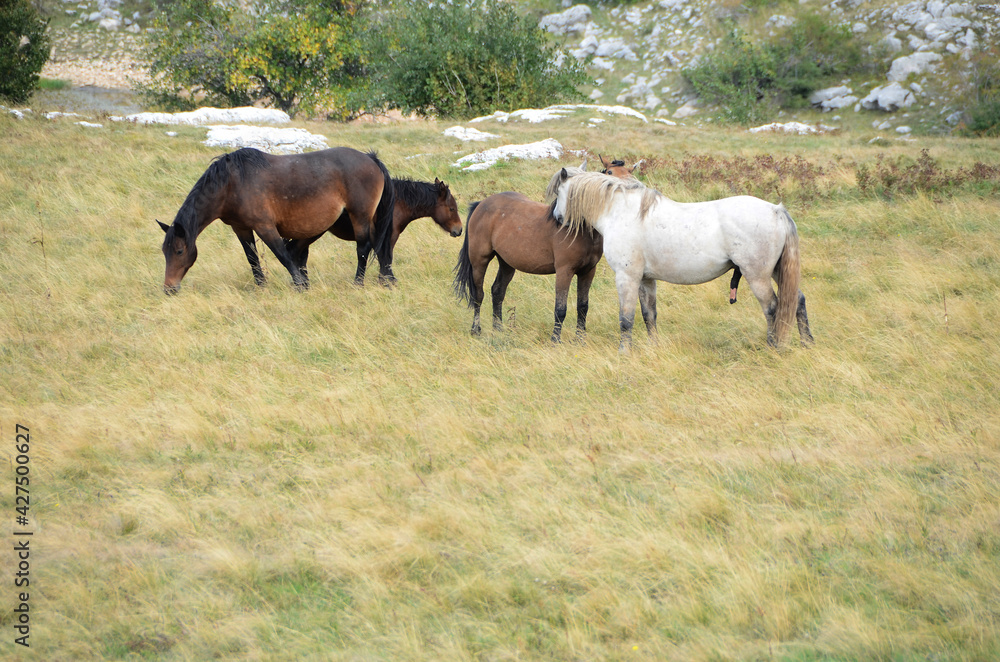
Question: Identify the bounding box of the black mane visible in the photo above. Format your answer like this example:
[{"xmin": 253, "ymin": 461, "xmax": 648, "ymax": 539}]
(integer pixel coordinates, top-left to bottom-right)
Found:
[
  {"xmin": 171, "ymin": 148, "xmax": 271, "ymax": 238},
  {"xmin": 392, "ymin": 177, "xmax": 441, "ymax": 212}
]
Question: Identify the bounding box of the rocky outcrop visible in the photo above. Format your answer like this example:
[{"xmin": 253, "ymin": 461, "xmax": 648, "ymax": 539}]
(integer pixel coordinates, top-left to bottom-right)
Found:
[{"xmin": 535, "ymin": 0, "xmax": 998, "ymax": 126}]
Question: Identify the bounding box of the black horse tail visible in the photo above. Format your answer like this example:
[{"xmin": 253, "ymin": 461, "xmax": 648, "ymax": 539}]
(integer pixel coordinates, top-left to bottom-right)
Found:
[
  {"xmin": 453, "ymin": 201, "xmax": 480, "ymax": 306},
  {"xmin": 368, "ymin": 152, "xmax": 396, "ymax": 268}
]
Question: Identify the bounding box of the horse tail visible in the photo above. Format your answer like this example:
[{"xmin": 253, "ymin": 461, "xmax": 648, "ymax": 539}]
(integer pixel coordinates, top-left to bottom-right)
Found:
[
  {"xmin": 453, "ymin": 201, "xmax": 480, "ymax": 306},
  {"xmin": 775, "ymin": 204, "xmax": 801, "ymax": 347},
  {"xmin": 368, "ymin": 151, "xmax": 396, "ymax": 266}
]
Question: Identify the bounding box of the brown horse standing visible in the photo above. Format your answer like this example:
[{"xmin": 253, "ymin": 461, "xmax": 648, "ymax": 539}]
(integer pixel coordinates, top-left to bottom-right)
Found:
[
  {"xmin": 453, "ymin": 163, "xmax": 632, "ymax": 342},
  {"xmin": 158, "ymin": 146, "xmax": 394, "ymax": 294},
  {"xmin": 284, "ymin": 177, "xmax": 462, "ymax": 280}
]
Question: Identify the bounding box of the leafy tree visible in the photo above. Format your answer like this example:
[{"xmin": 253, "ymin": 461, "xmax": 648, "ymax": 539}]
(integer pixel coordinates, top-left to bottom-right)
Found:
[
  {"xmin": 0, "ymin": 0, "xmax": 50, "ymax": 104},
  {"xmin": 365, "ymin": 0, "xmax": 588, "ymax": 118},
  {"xmin": 140, "ymin": 0, "xmax": 368, "ymax": 118}
]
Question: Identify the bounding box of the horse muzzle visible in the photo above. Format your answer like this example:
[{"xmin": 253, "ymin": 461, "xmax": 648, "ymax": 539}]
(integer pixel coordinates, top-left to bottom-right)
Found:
[{"xmin": 450, "ymin": 227, "xmax": 463, "ymax": 237}]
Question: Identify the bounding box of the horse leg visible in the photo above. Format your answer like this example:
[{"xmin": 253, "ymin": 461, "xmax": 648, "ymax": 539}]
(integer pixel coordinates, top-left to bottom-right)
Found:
[
  {"xmin": 575, "ymin": 266, "xmax": 597, "ymax": 341},
  {"xmin": 377, "ymin": 256, "xmax": 397, "ymax": 287},
  {"xmin": 745, "ymin": 275, "xmax": 779, "ymax": 347},
  {"xmin": 615, "ymin": 269, "xmax": 642, "ymax": 352},
  {"xmin": 234, "ymin": 226, "xmax": 266, "ymax": 286},
  {"xmin": 353, "ymin": 234, "xmax": 372, "ymax": 286},
  {"xmin": 638, "ymin": 277, "xmax": 658, "ymax": 342},
  {"xmin": 551, "ymin": 266, "xmax": 574, "ymax": 343},
  {"xmin": 255, "ymin": 226, "xmax": 309, "ymax": 290},
  {"xmin": 491, "ymin": 258, "xmax": 516, "ymax": 332},
  {"xmin": 469, "ymin": 253, "xmax": 493, "ymax": 336},
  {"xmin": 284, "ymin": 234, "xmax": 324, "ymax": 286},
  {"xmin": 796, "ymin": 290, "xmax": 815, "ymax": 346},
  {"xmin": 729, "ymin": 266, "xmax": 742, "ymax": 304}
]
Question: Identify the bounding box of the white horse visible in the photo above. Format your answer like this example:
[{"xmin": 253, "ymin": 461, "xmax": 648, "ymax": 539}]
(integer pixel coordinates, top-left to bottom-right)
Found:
[{"xmin": 547, "ymin": 169, "xmax": 814, "ymax": 350}]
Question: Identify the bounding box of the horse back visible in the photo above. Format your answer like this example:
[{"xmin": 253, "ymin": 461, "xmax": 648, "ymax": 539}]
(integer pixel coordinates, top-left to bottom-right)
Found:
[
  {"xmin": 472, "ymin": 192, "xmax": 599, "ymax": 275},
  {"xmin": 227, "ymin": 148, "xmax": 387, "ymax": 240}
]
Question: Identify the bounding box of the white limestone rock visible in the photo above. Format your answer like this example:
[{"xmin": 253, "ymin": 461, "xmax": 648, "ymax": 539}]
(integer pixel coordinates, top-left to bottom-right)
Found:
[
  {"xmin": 887, "ymin": 52, "xmax": 943, "ymax": 82},
  {"xmin": 452, "ymin": 139, "xmax": 563, "ymax": 172},
  {"xmin": 861, "ymin": 82, "xmax": 916, "ymax": 111},
  {"xmin": 539, "ymin": 5, "xmax": 592, "ymax": 36}
]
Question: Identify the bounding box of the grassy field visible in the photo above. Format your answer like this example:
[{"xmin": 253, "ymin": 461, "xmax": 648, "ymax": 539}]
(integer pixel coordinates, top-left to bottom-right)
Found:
[{"xmin": 1, "ymin": 109, "xmax": 999, "ymax": 660}]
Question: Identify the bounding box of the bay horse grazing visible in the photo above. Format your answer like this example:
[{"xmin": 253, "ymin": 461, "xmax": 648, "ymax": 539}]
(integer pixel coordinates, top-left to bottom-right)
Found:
[
  {"xmin": 284, "ymin": 178, "xmax": 463, "ymax": 279},
  {"xmin": 453, "ymin": 161, "xmax": 633, "ymax": 342},
  {"xmin": 158, "ymin": 146, "xmax": 394, "ymax": 294},
  {"xmin": 549, "ymin": 169, "xmax": 814, "ymax": 350}
]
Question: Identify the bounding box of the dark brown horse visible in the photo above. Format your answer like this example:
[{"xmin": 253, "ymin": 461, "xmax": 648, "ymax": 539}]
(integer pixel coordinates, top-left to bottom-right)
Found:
[
  {"xmin": 284, "ymin": 177, "xmax": 463, "ymax": 281},
  {"xmin": 158, "ymin": 146, "xmax": 394, "ymax": 294},
  {"xmin": 453, "ymin": 162, "xmax": 632, "ymax": 342}
]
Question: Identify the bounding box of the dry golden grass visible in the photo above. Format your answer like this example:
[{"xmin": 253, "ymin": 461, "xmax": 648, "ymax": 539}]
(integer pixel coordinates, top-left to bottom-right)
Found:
[{"xmin": 1, "ymin": 109, "xmax": 999, "ymax": 660}]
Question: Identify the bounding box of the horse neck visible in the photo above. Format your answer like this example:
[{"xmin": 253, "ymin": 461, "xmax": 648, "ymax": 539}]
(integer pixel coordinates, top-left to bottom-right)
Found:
[
  {"xmin": 176, "ymin": 180, "xmax": 228, "ymax": 238},
  {"xmin": 393, "ymin": 197, "xmax": 422, "ymax": 229}
]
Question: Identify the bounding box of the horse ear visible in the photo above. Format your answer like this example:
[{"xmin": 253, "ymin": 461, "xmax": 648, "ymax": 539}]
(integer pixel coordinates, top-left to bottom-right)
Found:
[
  {"xmin": 631, "ymin": 159, "xmax": 645, "ymax": 174},
  {"xmin": 560, "ymin": 167, "xmax": 569, "ymax": 181},
  {"xmin": 173, "ymin": 223, "xmax": 186, "ymax": 239},
  {"xmin": 580, "ymin": 158, "xmax": 588, "ymax": 171},
  {"xmin": 157, "ymin": 220, "xmax": 170, "ymax": 233},
  {"xmin": 599, "ymin": 154, "xmax": 610, "ymax": 168}
]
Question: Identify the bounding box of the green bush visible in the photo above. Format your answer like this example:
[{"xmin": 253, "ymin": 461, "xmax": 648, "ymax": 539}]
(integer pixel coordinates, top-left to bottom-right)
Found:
[
  {"xmin": 960, "ymin": 45, "xmax": 1000, "ymax": 137},
  {"xmin": 365, "ymin": 0, "xmax": 588, "ymax": 118},
  {"xmin": 0, "ymin": 0, "xmax": 50, "ymax": 104},
  {"xmin": 682, "ymin": 29, "xmax": 778, "ymax": 126},
  {"xmin": 140, "ymin": 0, "xmax": 368, "ymax": 118},
  {"xmin": 683, "ymin": 12, "xmax": 869, "ymax": 125}
]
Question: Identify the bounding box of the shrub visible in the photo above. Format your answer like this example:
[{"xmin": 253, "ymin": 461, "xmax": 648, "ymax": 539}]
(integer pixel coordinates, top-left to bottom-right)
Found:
[
  {"xmin": 365, "ymin": 0, "xmax": 588, "ymax": 118},
  {"xmin": 683, "ymin": 12, "xmax": 869, "ymax": 125},
  {"xmin": 0, "ymin": 0, "xmax": 50, "ymax": 104},
  {"xmin": 140, "ymin": 0, "xmax": 368, "ymax": 118},
  {"xmin": 959, "ymin": 45, "xmax": 1000, "ymax": 137},
  {"xmin": 855, "ymin": 150, "xmax": 1000, "ymax": 199},
  {"xmin": 682, "ymin": 28, "xmax": 778, "ymax": 125}
]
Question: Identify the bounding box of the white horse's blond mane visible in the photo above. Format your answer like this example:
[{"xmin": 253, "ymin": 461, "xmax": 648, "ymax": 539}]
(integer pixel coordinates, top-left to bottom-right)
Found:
[
  {"xmin": 543, "ymin": 165, "xmax": 585, "ymax": 202},
  {"xmin": 551, "ymin": 171, "xmax": 659, "ymax": 234}
]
